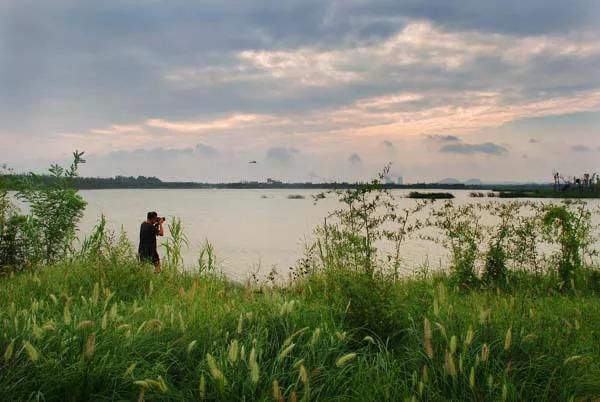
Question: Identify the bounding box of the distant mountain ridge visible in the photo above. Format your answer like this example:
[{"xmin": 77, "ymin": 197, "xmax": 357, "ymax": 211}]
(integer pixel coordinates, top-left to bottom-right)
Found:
[
  {"xmin": 437, "ymin": 178, "xmax": 483, "ymax": 185},
  {"xmin": 437, "ymin": 178, "xmax": 461, "ymax": 185}
]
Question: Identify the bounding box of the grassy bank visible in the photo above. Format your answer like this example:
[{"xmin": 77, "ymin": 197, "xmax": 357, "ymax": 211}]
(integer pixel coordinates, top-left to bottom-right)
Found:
[
  {"xmin": 1, "ymin": 260, "xmax": 599, "ymax": 401},
  {"xmin": 497, "ymin": 189, "xmax": 600, "ymax": 198}
]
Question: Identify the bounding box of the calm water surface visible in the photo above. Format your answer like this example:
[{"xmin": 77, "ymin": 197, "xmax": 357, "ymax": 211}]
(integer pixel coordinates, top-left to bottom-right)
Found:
[{"xmin": 76, "ymin": 189, "xmax": 599, "ymax": 281}]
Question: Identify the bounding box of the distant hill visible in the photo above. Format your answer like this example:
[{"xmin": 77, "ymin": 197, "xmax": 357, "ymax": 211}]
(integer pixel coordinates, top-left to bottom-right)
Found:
[
  {"xmin": 437, "ymin": 178, "xmax": 483, "ymax": 185},
  {"xmin": 465, "ymin": 178, "xmax": 483, "ymax": 185},
  {"xmin": 437, "ymin": 178, "xmax": 461, "ymax": 185}
]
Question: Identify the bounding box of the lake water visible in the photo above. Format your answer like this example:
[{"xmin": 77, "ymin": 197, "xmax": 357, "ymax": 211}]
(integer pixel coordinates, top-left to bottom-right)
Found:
[{"xmin": 75, "ymin": 189, "xmax": 599, "ymax": 281}]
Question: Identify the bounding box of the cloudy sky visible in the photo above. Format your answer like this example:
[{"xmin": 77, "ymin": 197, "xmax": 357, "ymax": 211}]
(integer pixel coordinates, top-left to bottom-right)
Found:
[{"xmin": 1, "ymin": 0, "xmax": 599, "ymax": 183}]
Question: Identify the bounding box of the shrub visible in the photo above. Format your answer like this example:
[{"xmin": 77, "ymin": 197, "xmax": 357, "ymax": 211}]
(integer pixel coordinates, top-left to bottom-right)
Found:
[
  {"xmin": 481, "ymin": 202, "xmax": 524, "ymax": 287},
  {"xmin": 324, "ymin": 269, "xmax": 405, "ymax": 343},
  {"xmin": 0, "ymin": 214, "xmax": 28, "ymax": 273},
  {"xmin": 430, "ymin": 202, "xmax": 482, "ymax": 289},
  {"xmin": 542, "ymin": 202, "xmax": 593, "ymax": 287},
  {"xmin": 483, "ymin": 242, "xmax": 507, "ymax": 286},
  {"xmin": 314, "ymin": 164, "xmax": 423, "ymax": 277},
  {"xmin": 0, "ymin": 166, "xmax": 27, "ymax": 273},
  {"xmin": 16, "ymin": 151, "xmax": 87, "ymax": 264}
]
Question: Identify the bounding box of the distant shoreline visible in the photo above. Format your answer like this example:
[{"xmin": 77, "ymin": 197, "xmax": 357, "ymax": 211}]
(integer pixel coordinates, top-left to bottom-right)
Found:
[
  {"xmin": 0, "ymin": 174, "xmax": 552, "ymax": 190},
  {"xmin": 5, "ymin": 174, "xmax": 600, "ymax": 198}
]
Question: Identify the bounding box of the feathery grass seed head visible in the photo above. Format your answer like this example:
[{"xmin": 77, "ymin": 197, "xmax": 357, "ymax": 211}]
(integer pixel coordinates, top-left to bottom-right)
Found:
[
  {"xmin": 206, "ymin": 353, "xmax": 226, "ymax": 385},
  {"xmin": 77, "ymin": 320, "xmax": 94, "ymax": 330},
  {"xmin": 481, "ymin": 343, "xmax": 490, "ymax": 363},
  {"xmin": 84, "ymin": 332, "xmax": 96, "ymax": 360},
  {"xmin": 237, "ymin": 314, "xmax": 243, "ymax": 334},
  {"xmin": 450, "ymin": 335, "xmax": 457, "ymax": 355},
  {"xmin": 444, "ymin": 351, "xmax": 457, "ymax": 377},
  {"xmin": 278, "ymin": 343, "xmax": 295, "ymax": 362},
  {"xmin": 124, "ymin": 362, "xmax": 137, "ymax": 377},
  {"xmin": 187, "ymin": 340, "xmax": 197, "ymax": 354},
  {"xmin": 4, "ymin": 339, "xmax": 15, "ymax": 361},
  {"xmin": 272, "ymin": 380, "xmax": 282, "ymax": 401},
  {"xmin": 469, "ymin": 367, "xmax": 475, "ymax": 389},
  {"xmin": 504, "ymin": 327, "xmax": 512, "ymax": 351},
  {"xmin": 199, "ymin": 374, "xmax": 206, "ymax": 400},
  {"xmin": 335, "ymin": 353, "xmax": 357, "ymax": 368},
  {"xmin": 227, "ymin": 339, "xmax": 239, "ymax": 363},
  {"xmin": 310, "ymin": 328, "xmax": 321, "ymax": 346},
  {"xmin": 563, "ymin": 355, "xmax": 584, "ymax": 365},
  {"xmin": 250, "ymin": 358, "xmax": 260, "ymax": 384},
  {"xmin": 63, "ymin": 305, "xmax": 71, "ymax": 325},
  {"xmin": 299, "ymin": 364, "xmax": 309, "ymax": 384},
  {"xmin": 23, "ymin": 341, "xmax": 39, "ymax": 362},
  {"xmin": 423, "ymin": 317, "xmax": 433, "ymax": 359},
  {"xmin": 464, "ymin": 325, "xmax": 474, "ymax": 347}
]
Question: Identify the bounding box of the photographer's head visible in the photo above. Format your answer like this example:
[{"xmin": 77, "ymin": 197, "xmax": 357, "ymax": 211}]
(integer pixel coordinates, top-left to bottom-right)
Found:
[
  {"xmin": 147, "ymin": 211, "xmax": 158, "ymax": 224},
  {"xmin": 147, "ymin": 211, "xmax": 166, "ymax": 224}
]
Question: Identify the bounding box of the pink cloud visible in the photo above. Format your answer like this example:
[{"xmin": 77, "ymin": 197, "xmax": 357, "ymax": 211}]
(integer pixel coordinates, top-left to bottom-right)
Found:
[{"xmin": 145, "ymin": 114, "xmax": 274, "ymax": 133}]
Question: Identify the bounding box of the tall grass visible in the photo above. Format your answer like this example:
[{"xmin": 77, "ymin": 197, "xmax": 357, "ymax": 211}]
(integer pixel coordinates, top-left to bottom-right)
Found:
[
  {"xmin": 163, "ymin": 217, "xmax": 188, "ymax": 270},
  {"xmin": 0, "ymin": 260, "xmax": 599, "ymax": 401},
  {"xmin": 198, "ymin": 239, "xmax": 218, "ymax": 275}
]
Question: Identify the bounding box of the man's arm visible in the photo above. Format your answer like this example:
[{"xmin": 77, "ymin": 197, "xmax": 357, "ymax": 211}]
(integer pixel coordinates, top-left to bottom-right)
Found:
[{"xmin": 157, "ymin": 221, "xmax": 164, "ymax": 237}]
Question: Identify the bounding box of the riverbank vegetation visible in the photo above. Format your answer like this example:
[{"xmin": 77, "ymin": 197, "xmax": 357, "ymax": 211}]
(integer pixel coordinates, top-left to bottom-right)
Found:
[
  {"xmin": 1, "ymin": 156, "xmax": 600, "ymax": 401},
  {"xmin": 408, "ymin": 192, "xmax": 455, "ymax": 200},
  {"xmin": 498, "ymin": 189, "xmax": 600, "ymax": 199}
]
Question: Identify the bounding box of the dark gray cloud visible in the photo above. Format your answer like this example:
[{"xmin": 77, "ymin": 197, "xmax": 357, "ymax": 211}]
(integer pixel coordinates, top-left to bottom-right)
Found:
[
  {"xmin": 529, "ymin": 138, "xmax": 540, "ymax": 144},
  {"xmin": 382, "ymin": 140, "xmax": 394, "ymax": 148},
  {"xmin": 96, "ymin": 145, "xmax": 208, "ymax": 160},
  {"xmin": 121, "ymin": 147, "xmax": 193, "ymax": 157},
  {"xmin": 441, "ymin": 142, "xmax": 508, "ymax": 156},
  {"xmin": 571, "ymin": 145, "xmax": 591, "ymax": 152},
  {"xmin": 195, "ymin": 143, "xmax": 219, "ymax": 157},
  {"xmin": 308, "ymin": 171, "xmax": 331, "ymax": 182},
  {"xmin": 352, "ymin": 0, "xmax": 600, "ymax": 36},
  {"xmin": 266, "ymin": 147, "xmax": 298, "ymax": 163},
  {"xmin": 348, "ymin": 153, "xmax": 362, "ymax": 164},
  {"xmin": 425, "ymin": 134, "xmax": 461, "ymax": 143}
]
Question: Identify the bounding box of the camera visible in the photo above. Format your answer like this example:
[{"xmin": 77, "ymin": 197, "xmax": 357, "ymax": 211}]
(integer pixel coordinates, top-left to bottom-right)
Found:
[{"xmin": 159, "ymin": 217, "xmax": 166, "ymax": 223}]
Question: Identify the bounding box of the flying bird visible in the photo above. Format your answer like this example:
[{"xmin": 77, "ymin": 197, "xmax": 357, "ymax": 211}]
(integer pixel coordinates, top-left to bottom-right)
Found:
[{"xmin": 248, "ymin": 160, "xmax": 257, "ymax": 164}]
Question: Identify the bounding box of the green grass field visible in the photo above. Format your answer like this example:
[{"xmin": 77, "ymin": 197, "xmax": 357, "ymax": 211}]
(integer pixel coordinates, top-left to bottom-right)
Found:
[{"xmin": 1, "ymin": 260, "xmax": 599, "ymax": 401}]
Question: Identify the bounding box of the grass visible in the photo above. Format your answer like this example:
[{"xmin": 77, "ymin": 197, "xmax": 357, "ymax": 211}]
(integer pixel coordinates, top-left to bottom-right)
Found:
[{"xmin": 1, "ymin": 260, "xmax": 599, "ymax": 401}]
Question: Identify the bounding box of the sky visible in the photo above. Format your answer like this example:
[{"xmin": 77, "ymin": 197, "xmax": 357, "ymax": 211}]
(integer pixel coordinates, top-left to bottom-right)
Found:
[{"xmin": 1, "ymin": 0, "xmax": 600, "ymax": 183}]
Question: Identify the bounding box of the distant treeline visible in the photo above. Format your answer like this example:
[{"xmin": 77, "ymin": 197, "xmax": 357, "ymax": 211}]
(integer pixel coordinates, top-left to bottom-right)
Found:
[{"xmin": 1, "ymin": 173, "xmax": 561, "ymax": 191}]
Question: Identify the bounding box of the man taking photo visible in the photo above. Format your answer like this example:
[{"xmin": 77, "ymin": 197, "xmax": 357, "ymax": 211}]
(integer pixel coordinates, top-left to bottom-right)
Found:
[{"xmin": 138, "ymin": 211, "xmax": 165, "ymax": 273}]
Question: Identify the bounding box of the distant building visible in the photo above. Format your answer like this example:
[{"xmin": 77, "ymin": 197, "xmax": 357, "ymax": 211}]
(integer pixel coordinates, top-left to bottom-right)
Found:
[{"xmin": 397, "ymin": 176, "xmax": 404, "ymax": 185}]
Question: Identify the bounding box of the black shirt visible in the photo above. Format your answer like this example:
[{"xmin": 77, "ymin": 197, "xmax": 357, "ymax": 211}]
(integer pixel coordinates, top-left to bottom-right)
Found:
[{"xmin": 138, "ymin": 222, "xmax": 159, "ymax": 261}]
